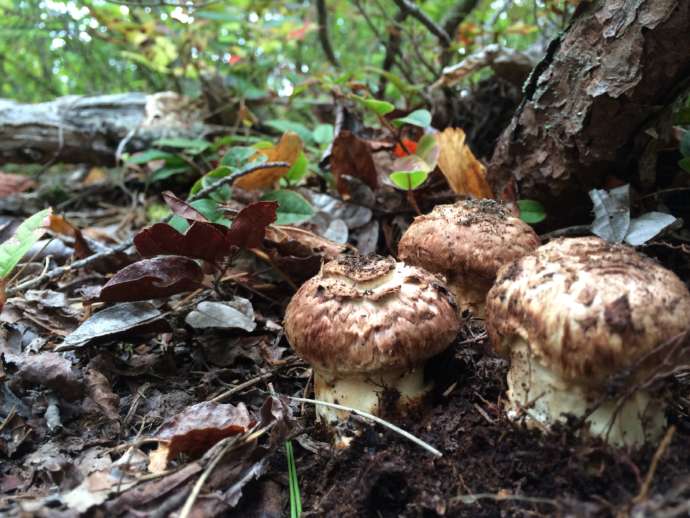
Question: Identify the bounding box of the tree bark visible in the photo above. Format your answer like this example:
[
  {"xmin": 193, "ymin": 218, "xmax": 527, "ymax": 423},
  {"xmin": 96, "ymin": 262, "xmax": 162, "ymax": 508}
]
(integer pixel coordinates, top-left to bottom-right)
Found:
[
  {"xmin": 489, "ymin": 0, "xmax": 690, "ymax": 225},
  {"xmin": 0, "ymin": 92, "xmax": 220, "ymax": 166}
]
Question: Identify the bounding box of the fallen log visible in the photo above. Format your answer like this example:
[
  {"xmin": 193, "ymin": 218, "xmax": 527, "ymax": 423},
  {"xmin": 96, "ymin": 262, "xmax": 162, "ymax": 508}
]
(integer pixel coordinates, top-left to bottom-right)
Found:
[{"xmin": 0, "ymin": 92, "xmax": 221, "ymax": 166}]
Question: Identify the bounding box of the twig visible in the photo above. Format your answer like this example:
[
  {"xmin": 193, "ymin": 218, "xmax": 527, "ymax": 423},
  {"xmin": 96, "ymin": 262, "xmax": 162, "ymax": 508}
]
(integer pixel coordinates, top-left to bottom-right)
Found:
[
  {"xmin": 5, "ymin": 161, "xmax": 289, "ymax": 296},
  {"xmin": 392, "ymin": 0, "xmax": 451, "ymax": 47},
  {"xmin": 209, "ymin": 372, "xmax": 274, "ymax": 403},
  {"xmin": 634, "ymin": 425, "xmax": 676, "ymax": 504},
  {"xmin": 178, "ymin": 424, "xmax": 273, "ymax": 518},
  {"xmin": 315, "ymin": 0, "xmax": 340, "ymax": 67},
  {"xmin": 289, "ymin": 396, "xmax": 443, "ymax": 457}
]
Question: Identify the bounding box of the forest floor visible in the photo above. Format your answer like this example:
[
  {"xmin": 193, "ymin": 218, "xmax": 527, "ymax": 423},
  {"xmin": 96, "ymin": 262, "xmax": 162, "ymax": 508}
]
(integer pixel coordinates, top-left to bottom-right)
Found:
[{"xmin": 1, "ymin": 149, "xmax": 690, "ymax": 518}]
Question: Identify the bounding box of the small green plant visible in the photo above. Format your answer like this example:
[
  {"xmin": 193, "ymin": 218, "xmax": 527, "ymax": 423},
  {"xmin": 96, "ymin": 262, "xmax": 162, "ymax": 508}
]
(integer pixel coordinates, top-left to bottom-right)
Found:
[
  {"xmin": 516, "ymin": 199, "xmax": 546, "ymax": 224},
  {"xmin": 285, "ymin": 440, "xmax": 302, "ymax": 518}
]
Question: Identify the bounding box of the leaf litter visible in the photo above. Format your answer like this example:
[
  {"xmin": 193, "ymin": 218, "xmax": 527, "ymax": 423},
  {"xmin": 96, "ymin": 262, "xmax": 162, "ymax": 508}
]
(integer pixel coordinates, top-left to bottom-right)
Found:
[{"xmin": 0, "ymin": 109, "xmax": 689, "ymax": 518}]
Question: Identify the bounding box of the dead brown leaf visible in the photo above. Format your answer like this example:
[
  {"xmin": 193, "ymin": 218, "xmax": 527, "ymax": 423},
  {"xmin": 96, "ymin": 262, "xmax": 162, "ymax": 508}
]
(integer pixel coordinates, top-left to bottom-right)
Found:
[
  {"xmin": 233, "ymin": 132, "xmax": 303, "ymax": 190},
  {"xmin": 436, "ymin": 128, "xmax": 493, "ymax": 199},
  {"xmin": 148, "ymin": 401, "xmax": 254, "ymax": 472},
  {"xmin": 0, "ymin": 172, "xmax": 35, "ymax": 197},
  {"xmin": 331, "ymin": 130, "xmax": 379, "ymax": 199}
]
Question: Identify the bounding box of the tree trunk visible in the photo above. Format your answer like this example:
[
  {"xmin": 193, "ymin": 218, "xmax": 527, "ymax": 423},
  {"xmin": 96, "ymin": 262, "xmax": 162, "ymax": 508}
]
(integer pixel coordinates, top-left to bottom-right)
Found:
[
  {"xmin": 489, "ymin": 0, "xmax": 690, "ymax": 225},
  {"xmin": 0, "ymin": 92, "xmax": 221, "ymax": 166}
]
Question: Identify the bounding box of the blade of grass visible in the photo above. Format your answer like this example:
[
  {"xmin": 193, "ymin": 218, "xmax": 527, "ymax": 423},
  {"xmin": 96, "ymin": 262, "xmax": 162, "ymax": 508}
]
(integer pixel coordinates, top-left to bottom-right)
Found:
[{"xmin": 285, "ymin": 440, "xmax": 302, "ymax": 517}]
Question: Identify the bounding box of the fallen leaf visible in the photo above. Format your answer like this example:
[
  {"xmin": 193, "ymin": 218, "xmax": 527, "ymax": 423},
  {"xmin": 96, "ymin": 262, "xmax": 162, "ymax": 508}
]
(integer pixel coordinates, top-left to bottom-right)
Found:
[
  {"xmin": 162, "ymin": 191, "xmax": 209, "ymax": 222},
  {"xmin": 0, "ymin": 172, "xmax": 35, "ymax": 197},
  {"xmin": 9, "ymin": 352, "xmax": 83, "ymax": 400},
  {"xmin": 436, "ymin": 128, "xmax": 493, "ymax": 198},
  {"xmin": 233, "ymin": 132, "xmax": 303, "ymax": 190},
  {"xmin": 331, "ymin": 130, "xmax": 379, "ymax": 198},
  {"xmin": 57, "ymin": 302, "xmax": 168, "ymax": 351},
  {"xmin": 264, "ymin": 225, "xmax": 351, "ymax": 282},
  {"xmin": 185, "ymin": 299, "xmax": 256, "ymax": 332},
  {"xmin": 149, "ymin": 401, "xmax": 254, "ymax": 470},
  {"xmin": 590, "ymin": 185, "xmax": 631, "ymax": 243},
  {"xmin": 84, "ymin": 368, "xmax": 120, "ymax": 422},
  {"xmin": 99, "ymin": 256, "xmax": 203, "ymax": 302}
]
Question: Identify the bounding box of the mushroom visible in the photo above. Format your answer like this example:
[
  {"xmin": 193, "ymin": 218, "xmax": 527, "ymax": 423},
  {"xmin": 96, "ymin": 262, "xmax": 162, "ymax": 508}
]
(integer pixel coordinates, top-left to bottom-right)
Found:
[
  {"xmin": 284, "ymin": 255, "xmax": 460, "ymax": 424},
  {"xmin": 485, "ymin": 237, "xmax": 690, "ymax": 447},
  {"xmin": 398, "ymin": 199, "xmax": 539, "ymax": 317}
]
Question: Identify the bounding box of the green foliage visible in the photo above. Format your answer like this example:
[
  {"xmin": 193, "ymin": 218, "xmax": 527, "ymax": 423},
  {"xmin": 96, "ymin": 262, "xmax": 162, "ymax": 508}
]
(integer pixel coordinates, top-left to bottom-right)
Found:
[
  {"xmin": 260, "ymin": 190, "xmax": 314, "ymax": 225},
  {"xmin": 389, "ymin": 170, "xmax": 429, "ymax": 191},
  {"xmin": 353, "ymin": 95, "xmax": 395, "ymax": 116},
  {"xmin": 517, "ymin": 199, "xmax": 546, "ymax": 224},
  {"xmin": 0, "ymin": 0, "xmax": 568, "ymax": 104},
  {"xmin": 284, "ymin": 152, "xmax": 309, "ymax": 184},
  {"xmin": 0, "ymin": 208, "xmax": 50, "ymax": 279},
  {"xmin": 393, "ymin": 109, "xmax": 432, "ymax": 129}
]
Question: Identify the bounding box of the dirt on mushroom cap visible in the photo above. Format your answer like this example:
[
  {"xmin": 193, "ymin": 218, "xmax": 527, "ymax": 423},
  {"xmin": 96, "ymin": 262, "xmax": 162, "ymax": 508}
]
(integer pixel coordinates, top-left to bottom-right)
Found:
[
  {"xmin": 283, "ymin": 255, "xmax": 460, "ymax": 374},
  {"xmin": 486, "ymin": 236, "xmax": 690, "ymax": 383}
]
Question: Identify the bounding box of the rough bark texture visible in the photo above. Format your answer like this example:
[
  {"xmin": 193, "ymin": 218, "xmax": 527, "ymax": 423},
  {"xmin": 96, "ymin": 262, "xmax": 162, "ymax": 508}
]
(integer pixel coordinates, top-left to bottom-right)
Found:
[
  {"xmin": 0, "ymin": 92, "xmax": 218, "ymax": 166},
  {"xmin": 489, "ymin": 0, "xmax": 690, "ymax": 224}
]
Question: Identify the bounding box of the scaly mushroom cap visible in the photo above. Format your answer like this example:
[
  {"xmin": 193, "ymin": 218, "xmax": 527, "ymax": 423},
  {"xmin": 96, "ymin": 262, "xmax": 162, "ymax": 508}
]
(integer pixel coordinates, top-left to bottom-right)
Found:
[
  {"xmin": 486, "ymin": 237, "xmax": 690, "ymax": 384},
  {"xmin": 397, "ymin": 199, "xmax": 540, "ymax": 281},
  {"xmin": 284, "ymin": 255, "xmax": 460, "ymax": 374}
]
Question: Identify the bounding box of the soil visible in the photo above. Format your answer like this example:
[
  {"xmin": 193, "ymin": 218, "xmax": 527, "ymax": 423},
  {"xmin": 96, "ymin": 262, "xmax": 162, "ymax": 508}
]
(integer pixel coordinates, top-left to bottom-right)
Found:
[{"xmin": 279, "ymin": 327, "xmax": 690, "ymax": 517}]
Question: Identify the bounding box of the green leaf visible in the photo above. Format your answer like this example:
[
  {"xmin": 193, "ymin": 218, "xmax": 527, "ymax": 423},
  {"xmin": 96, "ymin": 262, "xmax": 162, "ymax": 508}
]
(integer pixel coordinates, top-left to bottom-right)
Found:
[
  {"xmin": 680, "ymin": 129, "xmax": 690, "ymax": 158},
  {"xmin": 265, "ymin": 120, "xmax": 314, "ymax": 143},
  {"xmin": 169, "ymin": 215, "xmax": 189, "ymax": 233},
  {"xmin": 312, "ymin": 124, "xmax": 334, "ymax": 145},
  {"xmin": 126, "ymin": 149, "xmax": 177, "ymax": 165},
  {"xmin": 260, "ymin": 190, "xmax": 314, "ymax": 225},
  {"xmin": 151, "ymin": 165, "xmax": 191, "ymax": 182},
  {"xmin": 393, "ymin": 109, "xmax": 432, "ymax": 129},
  {"xmin": 389, "ymin": 170, "xmax": 429, "ymax": 191},
  {"xmin": 154, "ymin": 138, "xmax": 210, "ymax": 154},
  {"xmin": 517, "ymin": 199, "xmax": 547, "ymax": 224},
  {"xmin": 190, "ymin": 198, "xmax": 222, "ymax": 222},
  {"xmin": 353, "ymin": 95, "xmax": 395, "ymax": 116},
  {"xmin": 679, "ymin": 157, "xmax": 690, "ymax": 173},
  {"xmin": 221, "ymin": 146, "xmax": 256, "ymax": 167},
  {"xmin": 0, "ymin": 208, "xmax": 51, "ymax": 279},
  {"xmin": 415, "ymin": 133, "xmax": 439, "ymax": 168},
  {"xmin": 284, "ymin": 152, "xmax": 309, "ymax": 183}
]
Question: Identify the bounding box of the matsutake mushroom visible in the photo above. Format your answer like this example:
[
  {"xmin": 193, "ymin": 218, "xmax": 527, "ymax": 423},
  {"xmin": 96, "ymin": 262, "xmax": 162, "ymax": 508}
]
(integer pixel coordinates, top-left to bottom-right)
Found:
[
  {"xmin": 485, "ymin": 237, "xmax": 690, "ymax": 447},
  {"xmin": 398, "ymin": 199, "xmax": 539, "ymax": 317},
  {"xmin": 284, "ymin": 255, "xmax": 459, "ymax": 424}
]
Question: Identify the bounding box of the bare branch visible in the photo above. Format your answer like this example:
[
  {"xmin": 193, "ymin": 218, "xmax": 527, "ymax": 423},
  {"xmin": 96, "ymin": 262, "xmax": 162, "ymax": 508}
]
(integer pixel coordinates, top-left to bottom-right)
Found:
[
  {"xmin": 391, "ymin": 0, "xmax": 451, "ymax": 47},
  {"xmin": 315, "ymin": 0, "xmax": 340, "ymax": 68}
]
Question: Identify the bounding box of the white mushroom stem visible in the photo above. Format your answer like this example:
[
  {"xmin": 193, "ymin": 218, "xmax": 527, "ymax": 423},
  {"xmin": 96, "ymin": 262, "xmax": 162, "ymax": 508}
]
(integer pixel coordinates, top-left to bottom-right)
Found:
[
  {"xmin": 506, "ymin": 339, "xmax": 666, "ymax": 448},
  {"xmin": 313, "ymin": 367, "xmax": 429, "ymax": 424}
]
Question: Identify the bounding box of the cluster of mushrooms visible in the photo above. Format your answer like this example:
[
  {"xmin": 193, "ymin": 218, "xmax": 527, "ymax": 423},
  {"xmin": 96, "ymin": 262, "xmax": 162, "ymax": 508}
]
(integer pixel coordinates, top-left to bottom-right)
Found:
[{"xmin": 284, "ymin": 199, "xmax": 690, "ymax": 448}]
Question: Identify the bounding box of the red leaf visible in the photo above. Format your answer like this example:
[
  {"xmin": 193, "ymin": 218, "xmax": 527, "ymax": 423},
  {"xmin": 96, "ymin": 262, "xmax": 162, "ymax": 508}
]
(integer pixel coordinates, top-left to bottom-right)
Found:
[
  {"xmin": 154, "ymin": 401, "xmax": 254, "ymax": 459},
  {"xmin": 331, "ymin": 130, "xmax": 378, "ymax": 198},
  {"xmin": 225, "ymin": 201, "xmax": 278, "ymax": 249},
  {"xmin": 134, "ymin": 222, "xmax": 231, "ymax": 263},
  {"xmin": 99, "ymin": 256, "xmax": 203, "ymax": 302},
  {"xmin": 162, "ymin": 191, "xmax": 209, "ymax": 222},
  {"xmin": 393, "ymin": 139, "xmax": 418, "ymax": 157}
]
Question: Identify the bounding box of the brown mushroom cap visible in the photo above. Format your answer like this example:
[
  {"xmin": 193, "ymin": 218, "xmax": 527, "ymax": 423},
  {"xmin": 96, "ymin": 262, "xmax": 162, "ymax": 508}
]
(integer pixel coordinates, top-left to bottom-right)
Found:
[
  {"xmin": 486, "ymin": 237, "xmax": 690, "ymax": 383},
  {"xmin": 284, "ymin": 255, "xmax": 460, "ymax": 374},
  {"xmin": 397, "ymin": 199, "xmax": 540, "ymax": 281}
]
